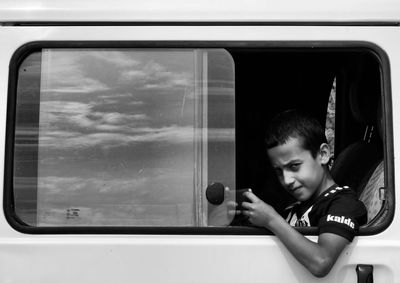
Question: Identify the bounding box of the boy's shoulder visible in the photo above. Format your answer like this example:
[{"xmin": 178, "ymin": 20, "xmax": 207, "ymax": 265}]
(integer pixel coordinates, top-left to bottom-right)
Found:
[
  {"xmin": 314, "ymin": 184, "xmax": 367, "ymax": 224},
  {"xmin": 318, "ymin": 185, "xmax": 356, "ymax": 202},
  {"xmin": 314, "ymin": 184, "xmax": 364, "ymax": 211}
]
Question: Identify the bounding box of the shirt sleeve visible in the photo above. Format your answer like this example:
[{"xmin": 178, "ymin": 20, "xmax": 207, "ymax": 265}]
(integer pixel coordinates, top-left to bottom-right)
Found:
[{"xmin": 318, "ymin": 190, "xmax": 367, "ymax": 242}]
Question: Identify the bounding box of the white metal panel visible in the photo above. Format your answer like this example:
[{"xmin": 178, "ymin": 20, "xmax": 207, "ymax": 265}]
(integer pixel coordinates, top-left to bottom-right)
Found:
[
  {"xmin": 0, "ymin": 25, "xmax": 399, "ymax": 282},
  {"xmin": 0, "ymin": 0, "xmax": 399, "ymax": 23}
]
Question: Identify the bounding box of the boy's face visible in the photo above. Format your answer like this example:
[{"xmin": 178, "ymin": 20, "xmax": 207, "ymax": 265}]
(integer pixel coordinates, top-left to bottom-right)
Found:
[{"xmin": 267, "ymin": 137, "xmax": 329, "ymax": 202}]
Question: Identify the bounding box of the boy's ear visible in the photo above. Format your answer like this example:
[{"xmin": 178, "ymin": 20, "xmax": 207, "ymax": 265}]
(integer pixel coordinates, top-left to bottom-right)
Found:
[{"xmin": 319, "ymin": 143, "xmax": 331, "ymax": 165}]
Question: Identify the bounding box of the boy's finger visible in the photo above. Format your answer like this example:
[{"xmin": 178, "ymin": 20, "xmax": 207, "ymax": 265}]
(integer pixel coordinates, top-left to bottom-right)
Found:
[
  {"xmin": 244, "ymin": 190, "xmax": 260, "ymax": 203},
  {"xmin": 241, "ymin": 209, "xmax": 252, "ymax": 217},
  {"xmin": 241, "ymin": 201, "xmax": 252, "ymax": 210}
]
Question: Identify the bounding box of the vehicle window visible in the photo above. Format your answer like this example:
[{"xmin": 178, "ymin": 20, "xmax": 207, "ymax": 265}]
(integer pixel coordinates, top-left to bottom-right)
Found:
[
  {"xmin": 8, "ymin": 45, "xmax": 392, "ymax": 233},
  {"xmin": 12, "ymin": 48, "xmax": 235, "ymax": 227}
]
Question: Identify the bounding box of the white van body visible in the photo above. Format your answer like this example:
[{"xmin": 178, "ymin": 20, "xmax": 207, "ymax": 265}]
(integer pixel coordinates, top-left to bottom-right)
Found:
[{"xmin": 0, "ymin": 0, "xmax": 399, "ymax": 282}]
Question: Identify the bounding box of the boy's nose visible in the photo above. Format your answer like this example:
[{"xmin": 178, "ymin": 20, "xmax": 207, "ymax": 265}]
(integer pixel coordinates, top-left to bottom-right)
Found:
[{"xmin": 282, "ymin": 170, "xmax": 295, "ymax": 187}]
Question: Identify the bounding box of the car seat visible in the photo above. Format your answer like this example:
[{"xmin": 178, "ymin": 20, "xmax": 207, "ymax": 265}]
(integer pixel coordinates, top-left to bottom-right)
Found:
[{"xmin": 330, "ymin": 82, "xmax": 387, "ymax": 227}]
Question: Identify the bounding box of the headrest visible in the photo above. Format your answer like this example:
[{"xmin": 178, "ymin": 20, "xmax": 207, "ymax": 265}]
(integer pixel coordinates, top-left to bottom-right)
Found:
[{"xmin": 349, "ymin": 82, "xmax": 379, "ymax": 126}]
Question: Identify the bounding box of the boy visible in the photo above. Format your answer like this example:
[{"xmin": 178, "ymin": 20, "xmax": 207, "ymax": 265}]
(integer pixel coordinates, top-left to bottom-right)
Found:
[{"xmin": 241, "ymin": 110, "xmax": 367, "ymax": 278}]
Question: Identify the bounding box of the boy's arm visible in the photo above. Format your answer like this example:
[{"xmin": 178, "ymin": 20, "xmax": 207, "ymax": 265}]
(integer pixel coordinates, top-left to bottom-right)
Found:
[{"xmin": 242, "ymin": 191, "xmax": 349, "ymax": 278}]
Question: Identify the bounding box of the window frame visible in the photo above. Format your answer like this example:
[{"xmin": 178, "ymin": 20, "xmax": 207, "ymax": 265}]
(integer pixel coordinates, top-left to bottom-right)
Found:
[{"xmin": 4, "ymin": 40, "xmax": 394, "ymax": 235}]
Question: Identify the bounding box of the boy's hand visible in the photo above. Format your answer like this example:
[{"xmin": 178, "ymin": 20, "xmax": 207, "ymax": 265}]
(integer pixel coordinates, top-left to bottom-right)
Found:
[{"xmin": 241, "ymin": 190, "xmax": 279, "ymax": 228}]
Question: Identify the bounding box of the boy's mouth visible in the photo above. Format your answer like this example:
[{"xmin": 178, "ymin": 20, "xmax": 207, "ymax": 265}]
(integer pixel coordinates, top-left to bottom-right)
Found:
[{"xmin": 291, "ymin": 186, "xmax": 302, "ymax": 192}]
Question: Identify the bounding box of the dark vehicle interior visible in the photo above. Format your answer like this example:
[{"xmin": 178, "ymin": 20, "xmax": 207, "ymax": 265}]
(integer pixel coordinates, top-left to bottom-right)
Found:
[{"xmin": 226, "ymin": 47, "xmax": 386, "ymax": 226}]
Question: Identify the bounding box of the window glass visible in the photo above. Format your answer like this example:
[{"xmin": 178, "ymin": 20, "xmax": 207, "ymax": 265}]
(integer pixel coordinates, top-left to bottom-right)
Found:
[{"xmin": 14, "ymin": 48, "xmax": 235, "ymax": 227}]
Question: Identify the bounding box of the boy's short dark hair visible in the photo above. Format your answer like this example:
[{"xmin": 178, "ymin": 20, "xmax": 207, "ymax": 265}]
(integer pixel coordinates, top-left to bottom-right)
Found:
[{"xmin": 265, "ymin": 109, "xmax": 327, "ymax": 157}]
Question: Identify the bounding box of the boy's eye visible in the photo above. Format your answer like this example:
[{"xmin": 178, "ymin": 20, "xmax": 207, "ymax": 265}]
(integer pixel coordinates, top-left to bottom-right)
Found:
[{"xmin": 289, "ymin": 163, "xmax": 300, "ymax": 170}]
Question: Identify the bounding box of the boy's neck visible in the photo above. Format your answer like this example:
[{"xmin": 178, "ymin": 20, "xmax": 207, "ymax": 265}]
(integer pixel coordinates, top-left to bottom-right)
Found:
[{"xmin": 313, "ymin": 172, "xmax": 336, "ymax": 201}]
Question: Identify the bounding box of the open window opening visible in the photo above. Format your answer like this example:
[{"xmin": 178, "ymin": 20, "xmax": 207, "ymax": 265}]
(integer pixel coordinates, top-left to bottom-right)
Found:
[
  {"xmin": 229, "ymin": 48, "xmax": 389, "ymax": 231},
  {"xmin": 7, "ymin": 43, "xmax": 391, "ymax": 234}
]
